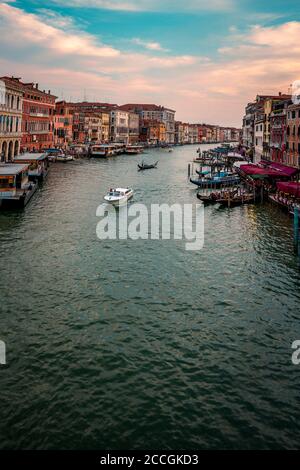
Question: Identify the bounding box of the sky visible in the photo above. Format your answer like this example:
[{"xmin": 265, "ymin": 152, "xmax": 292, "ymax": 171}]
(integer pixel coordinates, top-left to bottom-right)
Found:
[{"xmin": 0, "ymin": 0, "xmax": 300, "ymax": 126}]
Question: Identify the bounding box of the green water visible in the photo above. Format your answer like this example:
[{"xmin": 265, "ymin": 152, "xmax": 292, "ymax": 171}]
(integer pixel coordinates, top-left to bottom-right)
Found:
[{"xmin": 0, "ymin": 144, "xmax": 300, "ymax": 450}]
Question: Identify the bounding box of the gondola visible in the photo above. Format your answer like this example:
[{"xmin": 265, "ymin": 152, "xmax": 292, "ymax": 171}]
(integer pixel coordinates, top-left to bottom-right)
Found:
[
  {"xmin": 196, "ymin": 192, "xmax": 219, "ymax": 204},
  {"xmin": 195, "ymin": 169, "xmax": 211, "ymax": 176},
  {"xmin": 190, "ymin": 175, "xmax": 240, "ymax": 188},
  {"xmin": 138, "ymin": 161, "xmax": 158, "ymax": 171},
  {"xmin": 216, "ymin": 193, "xmax": 255, "ymax": 206}
]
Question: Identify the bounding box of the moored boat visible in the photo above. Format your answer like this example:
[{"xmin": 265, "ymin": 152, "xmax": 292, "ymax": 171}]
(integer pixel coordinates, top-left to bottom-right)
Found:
[
  {"xmin": 13, "ymin": 153, "xmax": 49, "ymax": 181},
  {"xmin": 216, "ymin": 193, "xmax": 255, "ymax": 206},
  {"xmin": 43, "ymin": 148, "xmax": 65, "ymax": 162},
  {"xmin": 0, "ymin": 164, "xmax": 38, "ymax": 210},
  {"xmin": 125, "ymin": 145, "xmax": 144, "ymax": 155},
  {"xmin": 196, "ymin": 192, "xmax": 219, "ymax": 204},
  {"xmin": 190, "ymin": 174, "xmax": 240, "ymax": 188},
  {"xmin": 90, "ymin": 144, "xmax": 115, "ymax": 158},
  {"xmin": 55, "ymin": 154, "xmax": 73, "ymax": 163}
]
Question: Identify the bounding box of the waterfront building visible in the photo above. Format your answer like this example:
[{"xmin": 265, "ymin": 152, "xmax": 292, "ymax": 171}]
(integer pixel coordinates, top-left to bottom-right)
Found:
[
  {"xmin": 269, "ymin": 97, "xmax": 292, "ymax": 164},
  {"xmin": 19, "ymin": 80, "xmax": 56, "ymax": 152},
  {"xmin": 254, "ymin": 101, "xmax": 265, "ymax": 162},
  {"xmin": 72, "ymin": 111, "xmax": 86, "ymax": 143},
  {"xmin": 54, "ymin": 101, "xmax": 74, "ymax": 148},
  {"xmin": 110, "ymin": 109, "xmax": 130, "ymax": 143},
  {"xmin": 120, "ymin": 104, "xmax": 176, "ymax": 144},
  {"xmin": 0, "ymin": 76, "xmax": 23, "ymax": 161},
  {"xmin": 202, "ymin": 125, "xmax": 213, "ymax": 143},
  {"xmin": 242, "ymin": 102, "xmax": 256, "ymax": 151},
  {"xmin": 243, "ymin": 94, "xmax": 291, "ymax": 161},
  {"xmin": 139, "ymin": 119, "xmax": 166, "ymax": 144},
  {"xmin": 128, "ymin": 112, "xmax": 139, "ymax": 144},
  {"xmin": 188, "ymin": 124, "xmax": 198, "ymax": 144},
  {"xmin": 69, "ymin": 102, "xmax": 118, "ymax": 143},
  {"xmin": 175, "ymin": 121, "xmax": 185, "ymax": 144},
  {"xmin": 100, "ymin": 112, "xmax": 110, "ymax": 143},
  {"xmin": 286, "ymin": 103, "xmax": 300, "ymax": 168},
  {"xmin": 197, "ymin": 125, "xmax": 204, "ymax": 143},
  {"xmin": 84, "ymin": 113, "xmax": 102, "ymax": 142}
]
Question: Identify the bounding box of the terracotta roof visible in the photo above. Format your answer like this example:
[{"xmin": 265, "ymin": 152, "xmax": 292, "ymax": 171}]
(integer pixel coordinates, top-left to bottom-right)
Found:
[
  {"xmin": 120, "ymin": 103, "xmax": 175, "ymax": 112},
  {"xmin": 0, "ymin": 76, "xmax": 57, "ymax": 99}
]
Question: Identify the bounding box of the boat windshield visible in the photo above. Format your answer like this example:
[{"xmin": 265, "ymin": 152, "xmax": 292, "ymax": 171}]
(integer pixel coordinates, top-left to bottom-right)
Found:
[{"xmin": 108, "ymin": 191, "xmax": 121, "ymax": 196}]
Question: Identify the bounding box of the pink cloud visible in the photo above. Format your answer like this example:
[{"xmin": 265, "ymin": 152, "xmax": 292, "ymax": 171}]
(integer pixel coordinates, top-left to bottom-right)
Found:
[{"xmin": 1, "ymin": 4, "xmax": 300, "ymax": 126}]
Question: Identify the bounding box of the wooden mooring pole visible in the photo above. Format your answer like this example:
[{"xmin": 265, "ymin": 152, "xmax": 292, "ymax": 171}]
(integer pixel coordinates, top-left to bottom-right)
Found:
[{"xmin": 294, "ymin": 207, "xmax": 300, "ymax": 256}]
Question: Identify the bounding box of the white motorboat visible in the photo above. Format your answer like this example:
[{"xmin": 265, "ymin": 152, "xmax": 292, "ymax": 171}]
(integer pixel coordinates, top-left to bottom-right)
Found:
[
  {"xmin": 91, "ymin": 145, "xmax": 115, "ymax": 157},
  {"xmin": 125, "ymin": 145, "xmax": 143, "ymax": 155},
  {"xmin": 104, "ymin": 188, "xmax": 133, "ymax": 206},
  {"xmin": 56, "ymin": 154, "xmax": 73, "ymax": 162}
]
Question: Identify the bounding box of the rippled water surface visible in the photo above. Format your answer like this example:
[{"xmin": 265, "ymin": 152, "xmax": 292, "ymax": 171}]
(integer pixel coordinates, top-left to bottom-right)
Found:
[{"xmin": 0, "ymin": 144, "xmax": 300, "ymax": 450}]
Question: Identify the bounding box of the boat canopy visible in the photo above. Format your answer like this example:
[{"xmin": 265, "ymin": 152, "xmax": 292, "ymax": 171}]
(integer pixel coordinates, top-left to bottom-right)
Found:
[
  {"xmin": 14, "ymin": 153, "xmax": 47, "ymax": 162},
  {"xmin": 227, "ymin": 152, "xmax": 244, "ymax": 159},
  {"xmin": 276, "ymin": 182, "xmax": 300, "ymax": 197},
  {"xmin": 0, "ymin": 164, "xmax": 29, "ymax": 176},
  {"xmin": 240, "ymin": 164, "xmax": 286, "ymax": 179},
  {"xmin": 259, "ymin": 161, "xmax": 299, "ymax": 177}
]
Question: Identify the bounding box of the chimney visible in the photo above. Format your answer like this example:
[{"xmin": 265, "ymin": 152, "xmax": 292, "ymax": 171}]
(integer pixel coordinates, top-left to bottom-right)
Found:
[
  {"xmin": 279, "ymin": 92, "xmax": 282, "ymax": 97},
  {"xmin": 48, "ymin": 90, "xmax": 51, "ymax": 94},
  {"xmin": 36, "ymin": 83, "xmax": 39, "ymax": 89}
]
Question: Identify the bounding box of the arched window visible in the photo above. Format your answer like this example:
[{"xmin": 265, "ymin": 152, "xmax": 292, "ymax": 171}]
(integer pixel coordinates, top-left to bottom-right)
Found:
[
  {"xmin": 287, "ymin": 125, "xmax": 290, "ymax": 136},
  {"xmin": 293, "ymin": 125, "xmax": 296, "ymax": 136}
]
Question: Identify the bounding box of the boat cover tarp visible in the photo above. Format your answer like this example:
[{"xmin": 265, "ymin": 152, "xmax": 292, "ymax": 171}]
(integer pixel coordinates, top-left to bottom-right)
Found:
[
  {"xmin": 259, "ymin": 161, "xmax": 298, "ymax": 177},
  {"xmin": 276, "ymin": 182, "xmax": 300, "ymax": 197},
  {"xmin": 240, "ymin": 165, "xmax": 284, "ymax": 179}
]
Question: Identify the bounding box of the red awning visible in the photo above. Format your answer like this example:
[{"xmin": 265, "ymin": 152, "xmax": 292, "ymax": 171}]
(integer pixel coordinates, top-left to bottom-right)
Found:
[
  {"xmin": 276, "ymin": 182, "xmax": 300, "ymax": 197},
  {"xmin": 258, "ymin": 161, "xmax": 299, "ymax": 177},
  {"xmin": 240, "ymin": 165, "xmax": 286, "ymax": 178}
]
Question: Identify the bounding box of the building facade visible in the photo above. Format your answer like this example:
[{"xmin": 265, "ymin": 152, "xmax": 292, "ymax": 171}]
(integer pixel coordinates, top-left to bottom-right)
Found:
[
  {"xmin": 175, "ymin": 121, "xmax": 183, "ymax": 144},
  {"xmin": 0, "ymin": 76, "xmax": 23, "ymax": 161},
  {"xmin": 54, "ymin": 101, "xmax": 73, "ymax": 148},
  {"xmin": 286, "ymin": 103, "xmax": 300, "ymax": 168},
  {"xmin": 139, "ymin": 119, "xmax": 166, "ymax": 144},
  {"xmin": 20, "ymin": 81, "xmax": 56, "ymax": 152},
  {"xmin": 188, "ymin": 124, "xmax": 198, "ymax": 144},
  {"xmin": 100, "ymin": 112, "xmax": 110, "ymax": 142},
  {"xmin": 120, "ymin": 104, "xmax": 176, "ymax": 144},
  {"xmin": 242, "ymin": 102, "xmax": 256, "ymax": 150},
  {"xmin": 128, "ymin": 112, "xmax": 139, "ymax": 144},
  {"xmin": 110, "ymin": 109, "xmax": 129, "ymax": 143},
  {"xmin": 269, "ymin": 98, "xmax": 291, "ymax": 164},
  {"xmin": 84, "ymin": 114, "xmax": 102, "ymax": 142}
]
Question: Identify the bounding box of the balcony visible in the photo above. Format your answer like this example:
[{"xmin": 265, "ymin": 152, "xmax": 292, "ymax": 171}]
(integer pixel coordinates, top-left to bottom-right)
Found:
[
  {"xmin": 0, "ymin": 131, "xmax": 22, "ymax": 137},
  {"xmin": 29, "ymin": 112, "xmax": 49, "ymax": 117}
]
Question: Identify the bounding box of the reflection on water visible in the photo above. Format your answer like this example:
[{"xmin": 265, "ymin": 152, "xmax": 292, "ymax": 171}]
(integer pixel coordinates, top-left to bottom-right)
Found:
[{"xmin": 0, "ymin": 144, "xmax": 300, "ymax": 450}]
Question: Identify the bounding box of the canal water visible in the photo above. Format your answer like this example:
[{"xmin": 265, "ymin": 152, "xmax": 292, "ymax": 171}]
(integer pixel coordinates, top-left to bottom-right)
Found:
[{"xmin": 0, "ymin": 144, "xmax": 300, "ymax": 450}]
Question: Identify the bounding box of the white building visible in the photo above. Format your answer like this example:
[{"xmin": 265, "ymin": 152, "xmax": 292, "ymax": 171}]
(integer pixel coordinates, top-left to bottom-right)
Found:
[
  {"xmin": 0, "ymin": 77, "xmax": 23, "ymax": 161},
  {"xmin": 110, "ymin": 109, "xmax": 129, "ymax": 143},
  {"xmin": 120, "ymin": 104, "xmax": 176, "ymax": 144}
]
